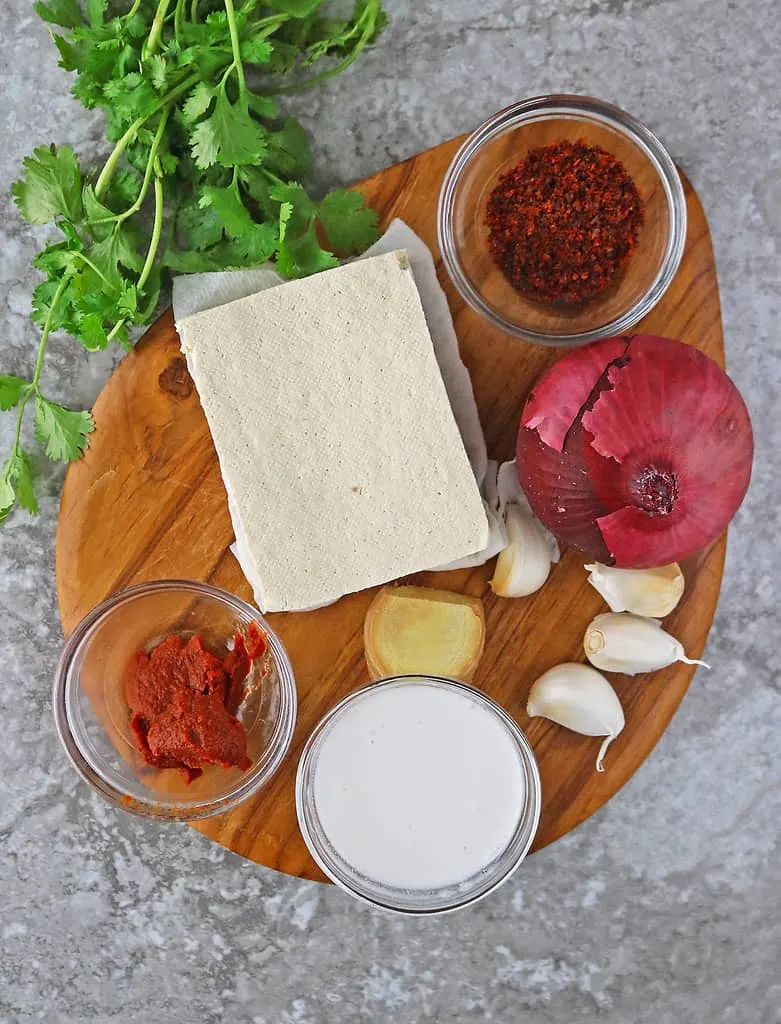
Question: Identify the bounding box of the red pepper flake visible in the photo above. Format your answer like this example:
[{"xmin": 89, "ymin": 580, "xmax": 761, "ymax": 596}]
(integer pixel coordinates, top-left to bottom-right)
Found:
[{"xmin": 485, "ymin": 140, "xmax": 645, "ymax": 305}]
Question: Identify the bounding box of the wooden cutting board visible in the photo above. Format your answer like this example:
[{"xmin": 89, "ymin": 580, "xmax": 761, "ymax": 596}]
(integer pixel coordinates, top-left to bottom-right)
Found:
[{"xmin": 56, "ymin": 134, "xmax": 726, "ymax": 881}]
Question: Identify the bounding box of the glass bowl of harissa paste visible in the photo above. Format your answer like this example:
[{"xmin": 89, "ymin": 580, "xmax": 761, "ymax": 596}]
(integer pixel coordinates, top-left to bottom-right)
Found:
[
  {"xmin": 437, "ymin": 94, "xmax": 687, "ymax": 347},
  {"xmin": 53, "ymin": 580, "xmax": 297, "ymax": 820}
]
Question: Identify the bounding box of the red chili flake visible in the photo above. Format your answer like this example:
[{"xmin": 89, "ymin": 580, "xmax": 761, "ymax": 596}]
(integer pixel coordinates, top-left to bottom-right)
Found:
[{"xmin": 485, "ymin": 140, "xmax": 645, "ymax": 306}]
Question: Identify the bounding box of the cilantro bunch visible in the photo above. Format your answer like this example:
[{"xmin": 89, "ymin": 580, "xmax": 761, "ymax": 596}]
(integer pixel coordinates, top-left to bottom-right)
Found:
[{"xmin": 1, "ymin": 0, "xmax": 385, "ymax": 522}]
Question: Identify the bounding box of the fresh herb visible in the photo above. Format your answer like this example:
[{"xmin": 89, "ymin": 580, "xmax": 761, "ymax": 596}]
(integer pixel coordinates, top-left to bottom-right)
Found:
[{"xmin": 2, "ymin": 0, "xmax": 385, "ymax": 522}]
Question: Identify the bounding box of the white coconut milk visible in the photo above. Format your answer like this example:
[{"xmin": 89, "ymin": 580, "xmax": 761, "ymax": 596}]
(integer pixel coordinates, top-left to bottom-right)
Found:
[{"xmin": 312, "ymin": 680, "xmax": 526, "ymax": 890}]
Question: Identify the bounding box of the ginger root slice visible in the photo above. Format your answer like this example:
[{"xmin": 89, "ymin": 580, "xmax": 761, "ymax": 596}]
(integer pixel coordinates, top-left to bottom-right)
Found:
[{"xmin": 364, "ymin": 585, "xmax": 486, "ymax": 682}]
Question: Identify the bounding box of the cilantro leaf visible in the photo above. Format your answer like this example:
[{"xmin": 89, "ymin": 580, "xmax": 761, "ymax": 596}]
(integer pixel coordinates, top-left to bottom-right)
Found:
[
  {"xmin": 0, "ymin": 448, "xmax": 38, "ymax": 520},
  {"xmin": 86, "ymin": 0, "xmax": 106, "ymax": 28},
  {"xmin": 241, "ymin": 38, "xmax": 274, "ymax": 65},
  {"xmin": 146, "ymin": 54, "xmax": 169, "ymax": 92},
  {"xmin": 33, "ymin": 241, "xmax": 82, "ymax": 278},
  {"xmin": 190, "ymin": 90, "xmax": 267, "ymax": 169},
  {"xmin": 264, "ymin": 40, "xmax": 301, "ymax": 75},
  {"xmin": 176, "ymin": 196, "xmax": 225, "ymax": 250},
  {"xmin": 317, "ymin": 189, "xmax": 379, "ymax": 254},
  {"xmin": 0, "ymin": 466, "xmax": 15, "ymax": 522},
  {"xmin": 76, "ymin": 313, "xmax": 110, "ymax": 352},
  {"xmin": 182, "ymin": 82, "xmax": 217, "ymax": 123},
  {"xmin": 237, "ymin": 167, "xmax": 277, "ymax": 220},
  {"xmin": 86, "ymin": 226, "xmax": 143, "ymax": 288},
  {"xmin": 82, "ymin": 185, "xmax": 118, "ymax": 239},
  {"xmin": 199, "ymin": 185, "xmax": 255, "ymax": 239},
  {"xmin": 103, "ymin": 74, "xmax": 159, "ymax": 137},
  {"xmin": 277, "ymin": 221, "xmax": 339, "ymax": 278},
  {"xmin": 12, "ymin": 144, "xmax": 83, "ymax": 225},
  {"xmin": 33, "ymin": 0, "xmax": 85, "ymax": 29},
  {"xmin": 196, "ymin": 187, "xmax": 278, "ymax": 266},
  {"xmin": 278, "ymin": 200, "xmax": 294, "ymax": 240},
  {"xmin": 270, "ymin": 181, "xmax": 316, "ymax": 224},
  {"xmin": 53, "ymin": 32, "xmax": 84, "ymax": 72},
  {"xmin": 107, "ymin": 168, "xmax": 142, "ymax": 209},
  {"xmin": 229, "ymin": 223, "xmax": 279, "ymax": 266},
  {"xmin": 163, "ymin": 248, "xmax": 225, "ymax": 273},
  {"xmin": 270, "ymin": 182, "xmax": 341, "ymax": 277},
  {"xmin": 204, "ymin": 10, "xmax": 229, "ymax": 30},
  {"xmin": 34, "ymin": 394, "xmax": 95, "ymax": 462},
  {"xmin": 117, "ymin": 283, "xmax": 139, "ymax": 321},
  {"xmin": 13, "ymin": 450, "xmax": 38, "ymax": 515},
  {"xmin": 31, "ymin": 278, "xmax": 77, "ymax": 333},
  {"xmin": 266, "ymin": 119, "xmax": 312, "ymax": 178},
  {"xmin": 0, "ymin": 376, "xmax": 30, "ymax": 412},
  {"xmin": 247, "ymin": 92, "xmax": 279, "ymax": 120}
]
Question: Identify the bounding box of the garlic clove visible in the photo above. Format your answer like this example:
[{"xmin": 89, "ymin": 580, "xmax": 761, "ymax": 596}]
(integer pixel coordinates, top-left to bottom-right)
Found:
[
  {"xmin": 527, "ymin": 662, "xmax": 624, "ymax": 772},
  {"xmin": 584, "ymin": 562, "xmax": 684, "ymax": 617},
  {"xmin": 490, "ymin": 503, "xmax": 556, "ymax": 597},
  {"xmin": 498, "ymin": 460, "xmax": 560, "ymax": 563},
  {"xmin": 583, "ymin": 612, "xmax": 710, "ymax": 675}
]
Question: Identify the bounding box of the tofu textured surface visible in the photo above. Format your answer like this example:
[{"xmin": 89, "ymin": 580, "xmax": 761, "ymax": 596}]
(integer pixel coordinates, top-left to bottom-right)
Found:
[{"xmin": 178, "ymin": 250, "xmax": 489, "ymax": 611}]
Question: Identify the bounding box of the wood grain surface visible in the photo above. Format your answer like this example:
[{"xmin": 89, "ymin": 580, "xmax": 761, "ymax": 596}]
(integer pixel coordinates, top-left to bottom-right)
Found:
[{"xmin": 56, "ymin": 134, "xmax": 726, "ymax": 881}]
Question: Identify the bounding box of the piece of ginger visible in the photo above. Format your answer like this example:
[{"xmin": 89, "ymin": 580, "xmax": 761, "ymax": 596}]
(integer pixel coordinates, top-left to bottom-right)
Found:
[{"xmin": 364, "ymin": 585, "xmax": 485, "ymax": 682}]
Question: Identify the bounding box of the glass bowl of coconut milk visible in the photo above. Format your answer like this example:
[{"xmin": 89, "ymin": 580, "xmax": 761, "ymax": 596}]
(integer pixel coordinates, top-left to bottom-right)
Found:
[{"xmin": 295, "ymin": 675, "xmax": 541, "ymax": 914}]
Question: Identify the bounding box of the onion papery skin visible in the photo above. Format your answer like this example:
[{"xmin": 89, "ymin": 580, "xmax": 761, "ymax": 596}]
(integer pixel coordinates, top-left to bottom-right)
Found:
[{"xmin": 516, "ymin": 335, "xmax": 754, "ymax": 568}]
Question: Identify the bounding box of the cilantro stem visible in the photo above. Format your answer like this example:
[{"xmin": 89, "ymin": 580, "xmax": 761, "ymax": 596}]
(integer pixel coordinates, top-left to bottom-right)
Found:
[
  {"xmin": 94, "ymin": 73, "xmax": 198, "ymax": 199},
  {"xmin": 223, "ymin": 0, "xmax": 246, "ymax": 93},
  {"xmin": 246, "ymin": 11, "xmax": 288, "ymax": 34},
  {"xmin": 190, "ymin": 0, "xmax": 199, "ymax": 23},
  {"xmin": 144, "ymin": 0, "xmax": 174, "ymax": 59},
  {"xmin": 31, "ymin": 281, "xmax": 67, "ymax": 387},
  {"xmin": 275, "ymin": 2, "xmax": 381, "ymax": 94},
  {"xmin": 89, "ymin": 111, "xmax": 170, "ymax": 226},
  {"xmin": 10, "ymin": 277, "xmax": 69, "ymax": 452},
  {"xmin": 219, "ymin": 63, "xmax": 236, "ymax": 90},
  {"xmin": 106, "ymin": 320, "xmax": 126, "ymax": 345},
  {"xmin": 106, "ymin": 161, "xmax": 165, "ymax": 346},
  {"xmin": 174, "ymin": 0, "xmax": 186, "ymax": 46},
  {"xmin": 138, "ymin": 165, "xmax": 165, "ymax": 294},
  {"xmin": 126, "ymin": 0, "xmax": 143, "ymax": 17}
]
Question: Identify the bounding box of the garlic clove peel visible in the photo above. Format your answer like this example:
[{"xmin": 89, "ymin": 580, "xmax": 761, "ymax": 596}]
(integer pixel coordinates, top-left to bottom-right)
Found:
[
  {"xmin": 583, "ymin": 612, "xmax": 709, "ymax": 675},
  {"xmin": 527, "ymin": 663, "xmax": 624, "ymax": 772},
  {"xmin": 584, "ymin": 562, "xmax": 684, "ymax": 617},
  {"xmin": 497, "ymin": 461, "xmax": 560, "ymax": 563}
]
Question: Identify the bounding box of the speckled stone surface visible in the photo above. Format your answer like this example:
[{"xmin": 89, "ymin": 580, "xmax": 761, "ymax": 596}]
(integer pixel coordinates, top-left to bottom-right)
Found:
[{"xmin": 1, "ymin": 1, "xmax": 779, "ymax": 1021}]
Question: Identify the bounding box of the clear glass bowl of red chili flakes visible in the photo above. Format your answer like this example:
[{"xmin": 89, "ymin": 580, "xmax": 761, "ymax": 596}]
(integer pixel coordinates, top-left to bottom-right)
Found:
[
  {"xmin": 53, "ymin": 580, "xmax": 297, "ymax": 821},
  {"xmin": 437, "ymin": 95, "xmax": 687, "ymax": 346}
]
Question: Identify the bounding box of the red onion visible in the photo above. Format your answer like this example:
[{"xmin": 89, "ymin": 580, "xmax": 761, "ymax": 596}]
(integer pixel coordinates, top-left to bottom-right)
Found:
[{"xmin": 516, "ymin": 335, "xmax": 753, "ymax": 568}]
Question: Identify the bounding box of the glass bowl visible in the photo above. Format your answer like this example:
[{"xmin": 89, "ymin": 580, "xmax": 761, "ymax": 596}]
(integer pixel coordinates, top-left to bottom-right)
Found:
[
  {"xmin": 437, "ymin": 94, "xmax": 687, "ymax": 346},
  {"xmin": 296, "ymin": 676, "xmax": 542, "ymax": 915},
  {"xmin": 53, "ymin": 580, "xmax": 297, "ymax": 821}
]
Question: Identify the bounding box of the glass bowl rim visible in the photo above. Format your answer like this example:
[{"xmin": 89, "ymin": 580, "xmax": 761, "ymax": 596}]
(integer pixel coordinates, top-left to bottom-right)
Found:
[
  {"xmin": 295, "ymin": 674, "xmax": 542, "ymax": 916},
  {"xmin": 437, "ymin": 93, "xmax": 688, "ymax": 347},
  {"xmin": 53, "ymin": 578, "xmax": 298, "ymax": 822}
]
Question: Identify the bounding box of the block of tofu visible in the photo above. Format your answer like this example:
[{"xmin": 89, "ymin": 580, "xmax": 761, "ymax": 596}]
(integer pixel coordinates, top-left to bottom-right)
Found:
[{"xmin": 177, "ymin": 250, "xmax": 489, "ymax": 612}]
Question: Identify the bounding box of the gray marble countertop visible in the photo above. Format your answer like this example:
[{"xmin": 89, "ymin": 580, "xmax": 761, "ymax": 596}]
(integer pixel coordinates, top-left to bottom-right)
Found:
[{"xmin": 1, "ymin": 1, "xmax": 779, "ymax": 1021}]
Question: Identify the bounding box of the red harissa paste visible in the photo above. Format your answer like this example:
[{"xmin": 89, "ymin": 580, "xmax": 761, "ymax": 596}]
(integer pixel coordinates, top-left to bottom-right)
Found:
[{"xmin": 125, "ymin": 624, "xmax": 267, "ymax": 782}]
